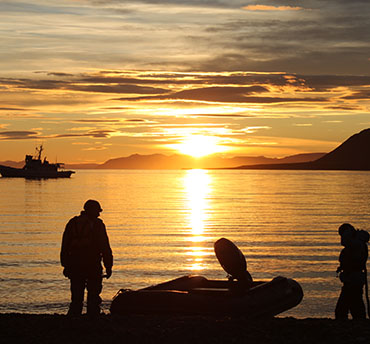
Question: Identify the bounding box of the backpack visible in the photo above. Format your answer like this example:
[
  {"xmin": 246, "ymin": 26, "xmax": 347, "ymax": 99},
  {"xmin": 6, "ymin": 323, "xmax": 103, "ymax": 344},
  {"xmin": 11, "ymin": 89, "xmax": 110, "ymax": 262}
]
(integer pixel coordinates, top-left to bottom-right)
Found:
[{"xmin": 357, "ymin": 229, "xmax": 370, "ymax": 243}]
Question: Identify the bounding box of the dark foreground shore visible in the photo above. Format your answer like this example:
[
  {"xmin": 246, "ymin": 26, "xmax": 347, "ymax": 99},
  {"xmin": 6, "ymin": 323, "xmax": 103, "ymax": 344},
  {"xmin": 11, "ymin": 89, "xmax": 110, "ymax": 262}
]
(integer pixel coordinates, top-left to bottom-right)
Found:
[{"xmin": 2, "ymin": 314, "xmax": 370, "ymax": 344}]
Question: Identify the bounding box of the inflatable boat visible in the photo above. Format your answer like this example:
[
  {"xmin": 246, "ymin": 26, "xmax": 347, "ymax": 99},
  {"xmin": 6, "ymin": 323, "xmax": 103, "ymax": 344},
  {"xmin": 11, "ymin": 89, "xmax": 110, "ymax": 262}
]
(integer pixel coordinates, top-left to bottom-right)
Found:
[{"xmin": 110, "ymin": 238, "xmax": 303, "ymax": 317}]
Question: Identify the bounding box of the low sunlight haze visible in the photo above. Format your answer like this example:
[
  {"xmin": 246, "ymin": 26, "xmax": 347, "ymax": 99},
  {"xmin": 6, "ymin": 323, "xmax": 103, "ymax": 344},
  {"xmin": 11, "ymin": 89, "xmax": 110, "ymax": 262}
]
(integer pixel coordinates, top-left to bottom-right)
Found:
[{"xmin": 1, "ymin": 1, "xmax": 370, "ymax": 342}]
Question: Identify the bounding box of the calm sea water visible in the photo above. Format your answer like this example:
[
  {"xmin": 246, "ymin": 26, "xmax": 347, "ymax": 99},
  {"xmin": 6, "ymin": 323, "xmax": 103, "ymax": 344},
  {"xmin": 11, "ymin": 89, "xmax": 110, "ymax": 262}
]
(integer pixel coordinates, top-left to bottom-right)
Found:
[{"xmin": 0, "ymin": 169, "xmax": 369, "ymax": 318}]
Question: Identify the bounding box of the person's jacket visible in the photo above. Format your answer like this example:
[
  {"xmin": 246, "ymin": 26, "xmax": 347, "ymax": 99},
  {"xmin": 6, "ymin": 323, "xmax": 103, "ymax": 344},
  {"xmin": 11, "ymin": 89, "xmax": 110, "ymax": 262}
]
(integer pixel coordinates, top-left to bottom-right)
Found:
[
  {"xmin": 60, "ymin": 211, "xmax": 113, "ymax": 274},
  {"xmin": 338, "ymin": 239, "xmax": 367, "ymax": 284}
]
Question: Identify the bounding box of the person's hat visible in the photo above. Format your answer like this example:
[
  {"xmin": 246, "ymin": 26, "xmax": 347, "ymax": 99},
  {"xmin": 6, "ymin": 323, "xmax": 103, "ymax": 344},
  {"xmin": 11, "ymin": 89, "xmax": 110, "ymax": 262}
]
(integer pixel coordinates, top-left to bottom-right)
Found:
[
  {"xmin": 338, "ymin": 223, "xmax": 355, "ymax": 236},
  {"xmin": 83, "ymin": 199, "xmax": 102, "ymax": 212}
]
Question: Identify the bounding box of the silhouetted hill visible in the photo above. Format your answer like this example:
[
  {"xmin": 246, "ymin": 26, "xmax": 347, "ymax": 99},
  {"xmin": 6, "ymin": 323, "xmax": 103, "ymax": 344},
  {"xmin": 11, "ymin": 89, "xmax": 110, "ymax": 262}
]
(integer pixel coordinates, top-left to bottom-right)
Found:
[
  {"xmin": 235, "ymin": 128, "xmax": 370, "ymax": 170},
  {"xmin": 95, "ymin": 152, "xmax": 325, "ymax": 169},
  {"xmin": 313, "ymin": 128, "xmax": 370, "ymax": 169},
  {"xmin": 98, "ymin": 154, "xmax": 192, "ymax": 169},
  {"xmin": 277, "ymin": 153, "xmax": 325, "ymax": 163},
  {"xmin": 0, "ymin": 160, "xmax": 23, "ymax": 168},
  {"xmin": 1, "ymin": 153, "xmax": 325, "ymax": 170}
]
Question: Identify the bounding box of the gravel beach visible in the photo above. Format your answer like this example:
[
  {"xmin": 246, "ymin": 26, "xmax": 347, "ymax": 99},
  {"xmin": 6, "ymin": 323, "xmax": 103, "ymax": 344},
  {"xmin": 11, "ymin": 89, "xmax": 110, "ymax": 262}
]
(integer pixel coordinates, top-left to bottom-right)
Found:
[{"xmin": 2, "ymin": 313, "xmax": 370, "ymax": 344}]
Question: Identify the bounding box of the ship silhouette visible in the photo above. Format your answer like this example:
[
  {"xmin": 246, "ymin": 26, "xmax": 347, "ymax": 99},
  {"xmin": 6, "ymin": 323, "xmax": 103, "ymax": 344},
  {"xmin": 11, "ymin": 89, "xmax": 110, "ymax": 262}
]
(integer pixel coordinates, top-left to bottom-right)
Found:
[{"xmin": 0, "ymin": 145, "xmax": 75, "ymax": 178}]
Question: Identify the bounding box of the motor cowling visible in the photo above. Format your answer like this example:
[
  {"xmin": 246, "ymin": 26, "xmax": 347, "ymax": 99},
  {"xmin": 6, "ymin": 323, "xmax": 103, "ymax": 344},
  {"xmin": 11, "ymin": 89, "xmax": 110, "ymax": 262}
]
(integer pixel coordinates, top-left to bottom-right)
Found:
[{"xmin": 214, "ymin": 238, "xmax": 252, "ymax": 287}]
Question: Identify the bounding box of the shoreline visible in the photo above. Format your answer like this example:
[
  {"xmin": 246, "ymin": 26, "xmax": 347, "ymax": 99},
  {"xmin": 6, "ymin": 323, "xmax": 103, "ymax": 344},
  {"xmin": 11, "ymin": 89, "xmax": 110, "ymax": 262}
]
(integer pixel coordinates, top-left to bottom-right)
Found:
[{"xmin": 2, "ymin": 313, "xmax": 370, "ymax": 343}]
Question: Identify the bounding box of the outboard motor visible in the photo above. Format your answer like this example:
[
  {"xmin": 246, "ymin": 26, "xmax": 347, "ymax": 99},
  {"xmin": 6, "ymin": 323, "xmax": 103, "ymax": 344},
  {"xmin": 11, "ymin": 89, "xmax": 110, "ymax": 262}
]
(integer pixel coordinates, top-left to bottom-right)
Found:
[{"xmin": 214, "ymin": 238, "xmax": 253, "ymax": 289}]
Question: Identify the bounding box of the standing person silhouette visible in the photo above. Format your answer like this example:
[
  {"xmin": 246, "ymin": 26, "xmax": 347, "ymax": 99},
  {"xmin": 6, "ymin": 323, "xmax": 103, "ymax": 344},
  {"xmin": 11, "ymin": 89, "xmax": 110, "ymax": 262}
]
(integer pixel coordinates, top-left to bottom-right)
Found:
[
  {"xmin": 61, "ymin": 200, "xmax": 113, "ymax": 317},
  {"xmin": 335, "ymin": 223, "xmax": 368, "ymax": 320}
]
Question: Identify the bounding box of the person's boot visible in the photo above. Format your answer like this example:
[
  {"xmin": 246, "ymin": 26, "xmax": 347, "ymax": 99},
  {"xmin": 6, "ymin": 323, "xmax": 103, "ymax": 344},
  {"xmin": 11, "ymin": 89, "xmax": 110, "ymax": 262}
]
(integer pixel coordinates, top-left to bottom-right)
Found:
[{"xmin": 67, "ymin": 303, "xmax": 83, "ymax": 317}]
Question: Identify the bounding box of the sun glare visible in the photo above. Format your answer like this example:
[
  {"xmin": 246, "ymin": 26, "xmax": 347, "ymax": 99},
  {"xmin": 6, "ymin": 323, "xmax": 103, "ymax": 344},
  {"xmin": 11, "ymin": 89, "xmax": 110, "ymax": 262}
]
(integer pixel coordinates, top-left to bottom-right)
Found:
[
  {"xmin": 184, "ymin": 169, "xmax": 211, "ymax": 236},
  {"xmin": 173, "ymin": 135, "xmax": 226, "ymax": 158},
  {"xmin": 183, "ymin": 169, "xmax": 212, "ymax": 271}
]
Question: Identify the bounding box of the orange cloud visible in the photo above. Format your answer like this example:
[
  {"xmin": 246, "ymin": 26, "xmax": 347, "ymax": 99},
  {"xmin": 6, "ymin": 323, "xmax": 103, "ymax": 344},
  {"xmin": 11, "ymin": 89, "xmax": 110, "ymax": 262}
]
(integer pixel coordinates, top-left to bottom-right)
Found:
[{"xmin": 242, "ymin": 5, "xmax": 303, "ymax": 11}]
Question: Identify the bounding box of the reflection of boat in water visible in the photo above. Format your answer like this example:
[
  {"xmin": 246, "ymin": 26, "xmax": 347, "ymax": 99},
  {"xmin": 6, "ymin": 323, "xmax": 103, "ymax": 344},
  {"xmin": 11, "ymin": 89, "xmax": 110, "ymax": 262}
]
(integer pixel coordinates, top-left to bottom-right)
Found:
[
  {"xmin": 0, "ymin": 145, "xmax": 75, "ymax": 179},
  {"xmin": 110, "ymin": 238, "xmax": 303, "ymax": 317}
]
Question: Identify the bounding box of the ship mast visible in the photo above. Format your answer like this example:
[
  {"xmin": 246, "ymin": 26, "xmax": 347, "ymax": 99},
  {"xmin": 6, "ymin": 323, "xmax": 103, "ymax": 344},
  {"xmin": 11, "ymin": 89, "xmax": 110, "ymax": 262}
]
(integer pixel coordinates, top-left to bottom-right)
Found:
[{"xmin": 35, "ymin": 145, "xmax": 43, "ymax": 160}]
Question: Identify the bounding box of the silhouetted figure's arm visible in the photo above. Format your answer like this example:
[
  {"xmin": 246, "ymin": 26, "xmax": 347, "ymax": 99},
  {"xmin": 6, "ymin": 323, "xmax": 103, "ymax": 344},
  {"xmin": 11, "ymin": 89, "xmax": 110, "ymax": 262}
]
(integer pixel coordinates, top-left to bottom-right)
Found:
[
  {"xmin": 99, "ymin": 221, "xmax": 113, "ymax": 278},
  {"xmin": 60, "ymin": 218, "xmax": 76, "ymax": 277}
]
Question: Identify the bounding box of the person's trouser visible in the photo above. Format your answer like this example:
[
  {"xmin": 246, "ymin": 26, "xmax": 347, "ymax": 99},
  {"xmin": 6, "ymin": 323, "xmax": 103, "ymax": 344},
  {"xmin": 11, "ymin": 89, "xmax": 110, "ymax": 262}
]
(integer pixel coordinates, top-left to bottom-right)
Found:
[
  {"xmin": 68, "ymin": 276, "xmax": 102, "ymax": 316},
  {"xmin": 335, "ymin": 282, "xmax": 366, "ymax": 320}
]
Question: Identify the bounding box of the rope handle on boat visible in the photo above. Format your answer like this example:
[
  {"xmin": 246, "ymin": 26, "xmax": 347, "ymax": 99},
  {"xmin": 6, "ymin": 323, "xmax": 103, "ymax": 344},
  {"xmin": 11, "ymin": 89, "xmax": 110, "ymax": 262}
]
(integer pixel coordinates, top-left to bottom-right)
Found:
[{"xmin": 112, "ymin": 288, "xmax": 133, "ymax": 299}]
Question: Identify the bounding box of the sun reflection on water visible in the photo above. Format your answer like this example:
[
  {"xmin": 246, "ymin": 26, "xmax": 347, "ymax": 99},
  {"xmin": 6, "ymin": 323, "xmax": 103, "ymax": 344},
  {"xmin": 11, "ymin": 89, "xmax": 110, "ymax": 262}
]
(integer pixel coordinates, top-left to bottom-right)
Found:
[{"xmin": 183, "ymin": 169, "xmax": 212, "ymax": 271}]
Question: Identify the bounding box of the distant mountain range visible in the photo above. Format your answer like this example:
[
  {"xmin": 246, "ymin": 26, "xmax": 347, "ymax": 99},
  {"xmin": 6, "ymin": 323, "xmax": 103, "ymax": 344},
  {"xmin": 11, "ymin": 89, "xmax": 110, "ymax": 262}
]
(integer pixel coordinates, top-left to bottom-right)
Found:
[
  {"xmin": 235, "ymin": 128, "xmax": 370, "ymax": 170},
  {"xmin": 0, "ymin": 152, "xmax": 325, "ymax": 170},
  {"xmin": 2, "ymin": 128, "xmax": 369, "ymax": 170},
  {"xmin": 66, "ymin": 152, "xmax": 325, "ymax": 170}
]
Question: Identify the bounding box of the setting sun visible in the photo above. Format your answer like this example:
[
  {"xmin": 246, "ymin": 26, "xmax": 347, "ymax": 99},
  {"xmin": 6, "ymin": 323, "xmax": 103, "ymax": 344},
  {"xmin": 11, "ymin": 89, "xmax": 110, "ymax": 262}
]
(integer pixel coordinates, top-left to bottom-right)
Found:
[{"xmin": 172, "ymin": 135, "xmax": 227, "ymax": 158}]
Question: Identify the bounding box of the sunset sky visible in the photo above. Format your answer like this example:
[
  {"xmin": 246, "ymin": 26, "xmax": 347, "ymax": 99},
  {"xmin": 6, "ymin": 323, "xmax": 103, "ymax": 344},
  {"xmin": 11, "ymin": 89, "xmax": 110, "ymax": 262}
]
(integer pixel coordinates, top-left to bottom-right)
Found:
[{"xmin": 1, "ymin": 0, "xmax": 369, "ymax": 163}]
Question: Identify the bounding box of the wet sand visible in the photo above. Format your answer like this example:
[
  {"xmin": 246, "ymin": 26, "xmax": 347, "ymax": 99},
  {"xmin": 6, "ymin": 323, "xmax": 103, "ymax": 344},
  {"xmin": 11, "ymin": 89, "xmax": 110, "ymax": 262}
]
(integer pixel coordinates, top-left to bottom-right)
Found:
[{"xmin": 2, "ymin": 314, "xmax": 370, "ymax": 344}]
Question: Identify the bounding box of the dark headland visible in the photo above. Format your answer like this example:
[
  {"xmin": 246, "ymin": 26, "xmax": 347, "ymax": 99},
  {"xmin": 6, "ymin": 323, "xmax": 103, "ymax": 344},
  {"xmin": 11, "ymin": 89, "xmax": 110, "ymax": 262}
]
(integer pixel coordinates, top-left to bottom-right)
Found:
[
  {"xmin": 2, "ymin": 313, "xmax": 370, "ymax": 344},
  {"xmin": 234, "ymin": 128, "xmax": 370, "ymax": 171}
]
